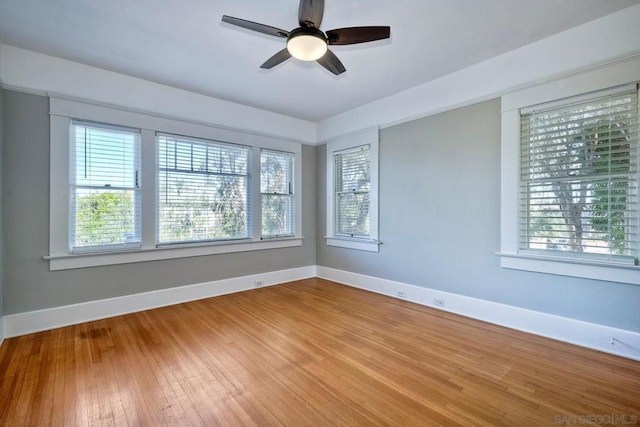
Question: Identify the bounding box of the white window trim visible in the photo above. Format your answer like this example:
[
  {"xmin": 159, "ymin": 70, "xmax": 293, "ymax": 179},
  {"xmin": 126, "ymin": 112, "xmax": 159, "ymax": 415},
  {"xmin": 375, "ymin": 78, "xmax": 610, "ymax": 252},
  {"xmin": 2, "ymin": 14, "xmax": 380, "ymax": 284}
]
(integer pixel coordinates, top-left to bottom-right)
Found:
[
  {"xmin": 325, "ymin": 127, "xmax": 380, "ymax": 252},
  {"xmin": 48, "ymin": 97, "xmax": 303, "ymax": 271},
  {"xmin": 499, "ymin": 57, "xmax": 640, "ymax": 285}
]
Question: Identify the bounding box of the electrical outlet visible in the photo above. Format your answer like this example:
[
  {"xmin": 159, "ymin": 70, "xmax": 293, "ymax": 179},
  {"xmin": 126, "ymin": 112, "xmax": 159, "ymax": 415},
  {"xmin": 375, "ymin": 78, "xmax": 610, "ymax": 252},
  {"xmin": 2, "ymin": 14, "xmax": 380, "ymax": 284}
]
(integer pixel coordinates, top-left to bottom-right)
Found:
[
  {"xmin": 397, "ymin": 290, "xmax": 406, "ymax": 298},
  {"xmin": 433, "ymin": 298, "xmax": 445, "ymax": 307},
  {"xmin": 254, "ymin": 280, "xmax": 264, "ymax": 288}
]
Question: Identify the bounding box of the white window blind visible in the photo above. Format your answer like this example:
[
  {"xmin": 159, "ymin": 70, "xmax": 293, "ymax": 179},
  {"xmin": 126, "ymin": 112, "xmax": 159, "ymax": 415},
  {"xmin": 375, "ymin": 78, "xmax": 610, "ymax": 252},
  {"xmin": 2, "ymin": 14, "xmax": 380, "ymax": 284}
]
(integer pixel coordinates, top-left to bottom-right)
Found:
[
  {"xmin": 157, "ymin": 134, "xmax": 250, "ymax": 244},
  {"xmin": 70, "ymin": 121, "xmax": 141, "ymax": 252},
  {"xmin": 260, "ymin": 150, "xmax": 294, "ymax": 238},
  {"xmin": 520, "ymin": 85, "xmax": 639, "ymax": 263},
  {"xmin": 334, "ymin": 145, "xmax": 371, "ymax": 238}
]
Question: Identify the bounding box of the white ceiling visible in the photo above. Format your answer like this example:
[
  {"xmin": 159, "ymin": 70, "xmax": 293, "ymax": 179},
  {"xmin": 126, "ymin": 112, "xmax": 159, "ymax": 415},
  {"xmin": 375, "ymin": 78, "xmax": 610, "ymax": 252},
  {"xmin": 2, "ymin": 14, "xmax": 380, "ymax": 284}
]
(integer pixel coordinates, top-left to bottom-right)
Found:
[{"xmin": 1, "ymin": 0, "xmax": 639, "ymax": 122}]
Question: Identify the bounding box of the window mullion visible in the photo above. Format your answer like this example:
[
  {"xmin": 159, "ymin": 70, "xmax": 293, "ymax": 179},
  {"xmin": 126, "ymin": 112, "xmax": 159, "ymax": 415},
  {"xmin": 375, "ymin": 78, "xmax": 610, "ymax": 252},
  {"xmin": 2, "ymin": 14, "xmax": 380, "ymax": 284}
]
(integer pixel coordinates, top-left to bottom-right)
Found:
[
  {"xmin": 251, "ymin": 146, "xmax": 261, "ymax": 241},
  {"xmin": 140, "ymin": 129, "xmax": 156, "ymax": 250}
]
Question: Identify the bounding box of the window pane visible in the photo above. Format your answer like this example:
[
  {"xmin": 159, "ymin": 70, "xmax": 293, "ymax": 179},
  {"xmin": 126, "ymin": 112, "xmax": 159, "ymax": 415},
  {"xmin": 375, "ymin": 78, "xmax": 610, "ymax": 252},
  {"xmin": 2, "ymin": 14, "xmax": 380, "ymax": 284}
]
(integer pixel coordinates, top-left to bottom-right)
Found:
[
  {"xmin": 261, "ymin": 151, "xmax": 294, "ymax": 237},
  {"xmin": 337, "ymin": 193, "xmax": 370, "ymax": 236},
  {"xmin": 261, "ymin": 151, "xmax": 292, "ymax": 194},
  {"xmin": 335, "ymin": 149, "xmax": 370, "ymax": 193},
  {"xmin": 520, "ymin": 90, "xmax": 638, "ymax": 258},
  {"xmin": 73, "ymin": 188, "xmax": 138, "ymax": 248},
  {"xmin": 71, "ymin": 122, "xmax": 140, "ymax": 251},
  {"xmin": 158, "ymin": 135, "xmax": 250, "ymax": 244},
  {"xmin": 74, "ymin": 124, "xmax": 137, "ymax": 188},
  {"xmin": 262, "ymin": 195, "xmax": 294, "ymax": 237}
]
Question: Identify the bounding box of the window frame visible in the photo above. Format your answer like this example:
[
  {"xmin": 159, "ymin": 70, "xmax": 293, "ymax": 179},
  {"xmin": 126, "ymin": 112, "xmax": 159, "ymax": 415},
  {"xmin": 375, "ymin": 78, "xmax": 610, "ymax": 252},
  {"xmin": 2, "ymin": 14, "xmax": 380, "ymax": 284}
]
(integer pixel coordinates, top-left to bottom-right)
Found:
[
  {"xmin": 156, "ymin": 133, "xmax": 252, "ymax": 245},
  {"xmin": 48, "ymin": 97, "xmax": 303, "ymax": 271},
  {"xmin": 499, "ymin": 58, "xmax": 640, "ymax": 285},
  {"xmin": 325, "ymin": 127, "xmax": 380, "ymax": 252},
  {"xmin": 69, "ymin": 120, "xmax": 142, "ymax": 253},
  {"xmin": 260, "ymin": 149, "xmax": 295, "ymax": 239},
  {"xmin": 518, "ymin": 86, "xmax": 638, "ymax": 263},
  {"xmin": 333, "ymin": 145, "xmax": 372, "ymax": 239}
]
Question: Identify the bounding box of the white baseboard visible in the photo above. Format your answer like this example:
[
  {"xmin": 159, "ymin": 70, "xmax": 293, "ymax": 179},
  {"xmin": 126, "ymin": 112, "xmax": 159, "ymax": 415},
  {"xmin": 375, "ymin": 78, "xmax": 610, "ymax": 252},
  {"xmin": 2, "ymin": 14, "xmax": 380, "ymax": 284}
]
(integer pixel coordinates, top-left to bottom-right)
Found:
[
  {"xmin": 3, "ymin": 265, "xmax": 316, "ymax": 338},
  {"xmin": 3, "ymin": 264, "xmax": 639, "ymax": 362},
  {"xmin": 316, "ymin": 266, "xmax": 640, "ymax": 361}
]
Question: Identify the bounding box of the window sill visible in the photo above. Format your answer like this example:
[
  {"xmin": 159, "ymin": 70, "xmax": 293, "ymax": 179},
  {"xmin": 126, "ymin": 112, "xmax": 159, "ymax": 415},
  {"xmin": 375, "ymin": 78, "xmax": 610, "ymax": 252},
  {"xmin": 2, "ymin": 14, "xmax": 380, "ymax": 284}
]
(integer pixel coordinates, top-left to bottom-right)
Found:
[
  {"xmin": 498, "ymin": 252, "xmax": 640, "ymax": 285},
  {"xmin": 46, "ymin": 237, "xmax": 304, "ymax": 271},
  {"xmin": 325, "ymin": 236, "xmax": 381, "ymax": 252}
]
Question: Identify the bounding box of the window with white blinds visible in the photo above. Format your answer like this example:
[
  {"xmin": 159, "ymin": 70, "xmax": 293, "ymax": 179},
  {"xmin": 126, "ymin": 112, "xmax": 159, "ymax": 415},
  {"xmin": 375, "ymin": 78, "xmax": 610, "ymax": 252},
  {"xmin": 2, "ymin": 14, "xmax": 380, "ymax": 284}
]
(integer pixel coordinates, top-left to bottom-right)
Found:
[
  {"xmin": 261, "ymin": 150, "xmax": 294, "ymax": 238},
  {"xmin": 157, "ymin": 134, "xmax": 250, "ymax": 244},
  {"xmin": 520, "ymin": 85, "xmax": 639, "ymax": 263},
  {"xmin": 333, "ymin": 145, "xmax": 371, "ymax": 238},
  {"xmin": 70, "ymin": 121, "xmax": 141, "ymax": 252}
]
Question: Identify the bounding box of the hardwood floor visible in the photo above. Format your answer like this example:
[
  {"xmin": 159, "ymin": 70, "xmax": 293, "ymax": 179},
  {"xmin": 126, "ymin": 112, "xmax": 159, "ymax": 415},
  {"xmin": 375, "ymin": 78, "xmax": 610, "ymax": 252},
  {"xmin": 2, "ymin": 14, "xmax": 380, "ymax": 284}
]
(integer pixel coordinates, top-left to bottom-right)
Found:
[{"xmin": 0, "ymin": 278, "xmax": 638, "ymax": 426}]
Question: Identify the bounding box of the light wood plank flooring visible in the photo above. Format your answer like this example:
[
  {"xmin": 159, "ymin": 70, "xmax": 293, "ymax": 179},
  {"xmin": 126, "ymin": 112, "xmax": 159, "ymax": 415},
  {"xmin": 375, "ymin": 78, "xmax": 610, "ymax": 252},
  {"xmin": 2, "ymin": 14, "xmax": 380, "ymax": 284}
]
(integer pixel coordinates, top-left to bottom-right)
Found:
[{"xmin": 0, "ymin": 278, "xmax": 638, "ymax": 426}]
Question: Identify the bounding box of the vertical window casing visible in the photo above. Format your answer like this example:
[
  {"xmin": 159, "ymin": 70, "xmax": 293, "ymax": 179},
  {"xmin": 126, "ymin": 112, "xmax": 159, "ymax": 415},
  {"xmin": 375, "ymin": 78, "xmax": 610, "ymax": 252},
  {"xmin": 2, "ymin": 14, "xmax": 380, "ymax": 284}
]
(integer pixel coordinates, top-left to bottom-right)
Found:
[
  {"xmin": 70, "ymin": 121, "xmax": 141, "ymax": 252},
  {"xmin": 334, "ymin": 145, "xmax": 371, "ymax": 238},
  {"xmin": 519, "ymin": 85, "xmax": 639, "ymax": 263},
  {"xmin": 157, "ymin": 134, "xmax": 250, "ymax": 245},
  {"xmin": 260, "ymin": 150, "xmax": 294, "ymax": 238}
]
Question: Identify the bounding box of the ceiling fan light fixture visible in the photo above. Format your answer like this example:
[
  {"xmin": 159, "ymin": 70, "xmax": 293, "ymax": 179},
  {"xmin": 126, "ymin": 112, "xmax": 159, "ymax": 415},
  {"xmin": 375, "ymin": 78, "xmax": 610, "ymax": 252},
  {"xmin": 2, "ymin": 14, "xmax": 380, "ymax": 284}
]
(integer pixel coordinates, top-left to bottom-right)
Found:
[
  {"xmin": 222, "ymin": 0, "xmax": 391, "ymax": 75},
  {"xmin": 287, "ymin": 29, "xmax": 327, "ymax": 61}
]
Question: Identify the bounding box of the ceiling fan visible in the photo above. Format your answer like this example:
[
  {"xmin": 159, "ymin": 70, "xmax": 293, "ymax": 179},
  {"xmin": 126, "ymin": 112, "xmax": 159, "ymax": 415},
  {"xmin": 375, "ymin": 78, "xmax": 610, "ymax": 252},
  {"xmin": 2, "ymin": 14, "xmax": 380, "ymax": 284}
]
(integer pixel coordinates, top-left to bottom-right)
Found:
[{"xmin": 222, "ymin": 0, "xmax": 390, "ymax": 75}]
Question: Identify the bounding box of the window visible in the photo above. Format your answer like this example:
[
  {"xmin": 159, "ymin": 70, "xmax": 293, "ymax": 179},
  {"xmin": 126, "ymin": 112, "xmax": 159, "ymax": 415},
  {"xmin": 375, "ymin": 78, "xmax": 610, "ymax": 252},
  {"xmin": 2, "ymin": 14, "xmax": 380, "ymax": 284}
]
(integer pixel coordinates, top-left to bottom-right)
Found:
[
  {"xmin": 519, "ymin": 87, "xmax": 638, "ymax": 263},
  {"xmin": 157, "ymin": 134, "xmax": 250, "ymax": 244},
  {"xmin": 334, "ymin": 146, "xmax": 371, "ymax": 238},
  {"xmin": 49, "ymin": 97, "xmax": 303, "ymax": 270},
  {"xmin": 500, "ymin": 59, "xmax": 640, "ymax": 284},
  {"xmin": 325, "ymin": 127, "xmax": 380, "ymax": 252},
  {"xmin": 261, "ymin": 150, "xmax": 294, "ymax": 238},
  {"xmin": 70, "ymin": 121, "xmax": 141, "ymax": 252}
]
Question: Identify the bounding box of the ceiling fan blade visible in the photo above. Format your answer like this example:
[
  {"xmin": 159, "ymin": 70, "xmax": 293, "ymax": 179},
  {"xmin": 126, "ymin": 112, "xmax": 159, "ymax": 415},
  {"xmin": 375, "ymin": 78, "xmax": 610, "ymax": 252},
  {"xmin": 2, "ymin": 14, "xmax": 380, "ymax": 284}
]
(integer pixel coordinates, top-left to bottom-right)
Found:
[
  {"xmin": 326, "ymin": 26, "xmax": 390, "ymax": 45},
  {"xmin": 260, "ymin": 49, "xmax": 292, "ymax": 69},
  {"xmin": 316, "ymin": 49, "xmax": 346, "ymax": 75},
  {"xmin": 298, "ymin": 0, "xmax": 324, "ymax": 28},
  {"xmin": 222, "ymin": 15, "xmax": 289, "ymax": 38}
]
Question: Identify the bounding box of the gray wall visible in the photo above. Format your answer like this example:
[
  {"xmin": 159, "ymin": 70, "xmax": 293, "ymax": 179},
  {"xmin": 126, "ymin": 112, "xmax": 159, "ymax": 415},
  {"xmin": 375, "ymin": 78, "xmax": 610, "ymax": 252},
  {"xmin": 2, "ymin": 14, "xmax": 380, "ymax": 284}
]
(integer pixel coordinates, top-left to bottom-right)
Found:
[
  {"xmin": 3, "ymin": 90, "xmax": 316, "ymax": 314},
  {"xmin": 3, "ymin": 89, "xmax": 639, "ymax": 332},
  {"xmin": 0, "ymin": 87, "xmax": 4, "ymax": 329},
  {"xmin": 317, "ymin": 99, "xmax": 640, "ymax": 331}
]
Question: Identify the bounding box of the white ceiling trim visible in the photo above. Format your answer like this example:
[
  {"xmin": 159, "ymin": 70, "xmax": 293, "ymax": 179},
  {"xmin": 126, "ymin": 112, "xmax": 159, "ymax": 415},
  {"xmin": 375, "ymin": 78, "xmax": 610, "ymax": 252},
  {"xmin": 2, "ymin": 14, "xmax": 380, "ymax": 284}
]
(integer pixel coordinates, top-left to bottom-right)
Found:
[
  {"xmin": 0, "ymin": 44, "xmax": 317, "ymax": 145},
  {"xmin": 317, "ymin": 3, "xmax": 640, "ymax": 142}
]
